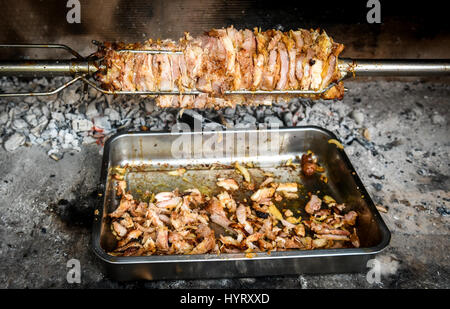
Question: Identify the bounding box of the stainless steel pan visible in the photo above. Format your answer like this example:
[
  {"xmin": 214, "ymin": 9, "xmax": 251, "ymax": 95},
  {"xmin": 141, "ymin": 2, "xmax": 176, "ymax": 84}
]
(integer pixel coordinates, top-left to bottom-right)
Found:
[{"xmin": 92, "ymin": 126, "xmax": 390, "ymax": 281}]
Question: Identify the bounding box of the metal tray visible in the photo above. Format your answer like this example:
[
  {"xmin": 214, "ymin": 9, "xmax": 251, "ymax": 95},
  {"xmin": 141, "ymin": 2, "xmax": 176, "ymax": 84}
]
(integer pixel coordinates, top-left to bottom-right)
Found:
[{"xmin": 92, "ymin": 126, "xmax": 390, "ymax": 281}]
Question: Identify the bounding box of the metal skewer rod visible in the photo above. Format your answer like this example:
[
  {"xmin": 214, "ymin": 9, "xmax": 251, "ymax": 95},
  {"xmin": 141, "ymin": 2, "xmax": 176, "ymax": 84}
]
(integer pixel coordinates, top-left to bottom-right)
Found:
[
  {"xmin": 0, "ymin": 43, "xmax": 84, "ymax": 59},
  {"xmin": 338, "ymin": 58, "xmax": 450, "ymax": 77},
  {"xmin": 2, "ymin": 58, "xmax": 446, "ymax": 79},
  {"xmin": 0, "ymin": 74, "xmax": 85, "ymax": 97},
  {"xmin": 0, "ymin": 59, "xmax": 99, "ymax": 77},
  {"xmin": 117, "ymin": 49, "xmax": 183, "ymax": 55}
]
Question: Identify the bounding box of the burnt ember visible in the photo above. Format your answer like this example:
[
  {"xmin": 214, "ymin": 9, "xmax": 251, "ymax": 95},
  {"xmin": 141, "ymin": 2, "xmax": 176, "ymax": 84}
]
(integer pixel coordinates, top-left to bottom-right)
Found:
[{"xmin": 49, "ymin": 190, "xmax": 100, "ymax": 228}]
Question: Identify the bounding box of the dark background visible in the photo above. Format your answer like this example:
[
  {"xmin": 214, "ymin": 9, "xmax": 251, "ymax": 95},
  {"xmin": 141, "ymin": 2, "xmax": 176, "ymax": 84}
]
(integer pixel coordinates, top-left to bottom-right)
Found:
[{"xmin": 0, "ymin": 0, "xmax": 449, "ymax": 59}]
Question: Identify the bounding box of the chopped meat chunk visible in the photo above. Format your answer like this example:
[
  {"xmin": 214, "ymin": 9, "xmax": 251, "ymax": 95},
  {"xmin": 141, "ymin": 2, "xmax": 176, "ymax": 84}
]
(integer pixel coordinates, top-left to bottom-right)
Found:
[
  {"xmin": 216, "ymin": 178, "xmax": 239, "ymax": 191},
  {"xmin": 108, "ymin": 165, "xmax": 359, "ymax": 256},
  {"xmin": 305, "ymin": 194, "xmax": 322, "ymax": 214}
]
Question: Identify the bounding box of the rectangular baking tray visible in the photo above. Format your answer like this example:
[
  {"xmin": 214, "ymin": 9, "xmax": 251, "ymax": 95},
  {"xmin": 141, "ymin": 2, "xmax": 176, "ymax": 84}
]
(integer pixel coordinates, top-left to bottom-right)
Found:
[{"xmin": 92, "ymin": 126, "xmax": 390, "ymax": 281}]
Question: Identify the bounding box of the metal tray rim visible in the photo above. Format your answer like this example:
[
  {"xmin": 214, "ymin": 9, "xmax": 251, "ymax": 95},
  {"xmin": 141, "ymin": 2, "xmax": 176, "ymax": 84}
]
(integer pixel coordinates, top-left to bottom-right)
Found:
[{"xmin": 92, "ymin": 126, "xmax": 391, "ymax": 265}]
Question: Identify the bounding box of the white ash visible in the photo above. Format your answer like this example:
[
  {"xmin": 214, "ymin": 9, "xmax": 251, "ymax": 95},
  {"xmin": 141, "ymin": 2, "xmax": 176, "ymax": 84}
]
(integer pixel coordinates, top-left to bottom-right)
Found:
[
  {"xmin": 0, "ymin": 76, "xmax": 368, "ymax": 158},
  {"xmin": 72, "ymin": 119, "xmax": 93, "ymax": 132},
  {"xmin": 431, "ymin": 113, "xmax": 446, "ymax": 125},
  {"xmin": 4, "ymin": 132, "xmax": 26, "ymax": 152},
  {"xmin": 351, "ymin": 109, "xmax": 365, "ymax": 125},
  {"xmin": 0, "ymin": 112, "xmax": 8, "ymax": 125},
  {"xmin": 376, "ymin": 253, "xmax": 400, "ymax": 277},
  {"xmin": 12, "ymin": 118, "xmax": 29, "ymax": 131},
  {"xmin": 86, "ymin": 101, "xmax": 99, "ymax": 118},
  {"xmin": 92, "ymin": 116, "xmax": 112, "ymax": 133},
  {"xmin": 104, "ymin": 108, "xmax": 120, "ymax": 122}
]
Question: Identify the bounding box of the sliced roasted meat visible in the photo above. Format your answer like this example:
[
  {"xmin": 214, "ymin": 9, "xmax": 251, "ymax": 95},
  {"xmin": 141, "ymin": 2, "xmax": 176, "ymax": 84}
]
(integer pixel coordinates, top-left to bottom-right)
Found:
[
  {"xmin": 109, "ymin": 197, "xmax": 134, "ymax": 218},
  {"xmin": 305, "ymin": 194, "xmax": 322, "ymax": 214},
  {"xmin": 301, "ymin": 153, "xmax": 318, "ymax": 176},
  {"xmin": 311, "ymin": 221, "xmax": 350, "ymax": 236},
  {"xmin": 276, "ymin": 183, "xmax": 298, "ymax": 193},
  {"xmin": 190, "ymin": 224, "xmax": 216, "ymax": 254},
  {"xmin": 276, "ymin": 41, "xmax": 289, "ymax": 90},
  {"xmin": 155, "ymin": 227, "xmax": 169, "ymax": 251},
  {"xmin": 155, "ymin": 191, "xmax": 182, "ymax": 208},
  {"xmin": 108, "ymin": 166, "xmax": 359, "ymax": 256},
  {"xmin": 236, "ymin": 204, "xmax": 254, "ymax": 235},
  {"xmin": 206, "ymin": 197, "xmax": 232, "ymax": 229},
  {"xmin": 112, "ymin": 221, "xmax": 128, "ymax": 237},
  {"xmin": 96, "ymin": 26, "xmax": 345, "ymax": 107},
  {"xmin": 216, "ymin": 178, "xmax": 239, "ymax": 191},
  {"xmin": 343, "ymin": 211, "xmax": 358, "ymax": 226},
  {"xmin": 251, "ymin": 187, "xmax": 275, "ymax": 204}
]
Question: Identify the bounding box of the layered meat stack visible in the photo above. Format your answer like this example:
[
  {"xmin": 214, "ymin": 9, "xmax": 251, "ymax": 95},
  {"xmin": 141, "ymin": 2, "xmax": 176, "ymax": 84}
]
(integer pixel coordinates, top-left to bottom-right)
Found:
[{"xmin": 96, "ymin": 26, "xmax": 345, "ymax": 109}]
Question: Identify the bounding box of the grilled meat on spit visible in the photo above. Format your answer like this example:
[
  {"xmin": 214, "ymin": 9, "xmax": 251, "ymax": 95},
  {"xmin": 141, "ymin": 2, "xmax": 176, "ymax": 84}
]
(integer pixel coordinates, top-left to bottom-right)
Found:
[{"xmin": 96, "ymin": 26, "xmax": 345, "ymax": 109}]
